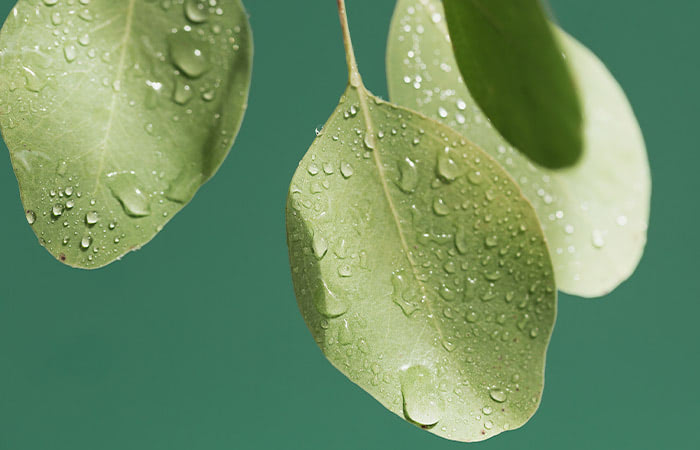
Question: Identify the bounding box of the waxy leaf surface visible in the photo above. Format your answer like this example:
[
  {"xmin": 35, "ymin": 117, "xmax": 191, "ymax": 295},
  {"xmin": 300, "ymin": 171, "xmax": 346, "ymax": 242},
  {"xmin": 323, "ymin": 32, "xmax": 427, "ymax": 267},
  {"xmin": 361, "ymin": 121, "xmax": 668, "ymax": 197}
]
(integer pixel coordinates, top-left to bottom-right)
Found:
[
  {"xmin": 388, "ymin": 0, "xmax": 650, "ymax": 297},
  {"xmin": 0, "ymin": 0, "xmax": 252, "ymax": 268},
  {"xmin": 286, "ymin": 79, "xmax": 556, "ymax": 441},
  {"xmin": 442, "ymin": 0, "xmax": 582, "ymax": 168}
]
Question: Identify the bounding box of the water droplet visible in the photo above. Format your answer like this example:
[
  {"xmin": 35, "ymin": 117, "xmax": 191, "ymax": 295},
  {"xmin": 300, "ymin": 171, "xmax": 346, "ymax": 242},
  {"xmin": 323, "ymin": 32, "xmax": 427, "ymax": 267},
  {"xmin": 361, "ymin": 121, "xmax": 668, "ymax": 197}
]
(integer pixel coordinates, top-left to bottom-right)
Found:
[
  {"xmin": 22, "ymin": 66, "xmax": 45, "ymax": 92},
  {"xmin": 489, "ymin": 388, "xmax": 507, "ymax": 403},
  {"xmin": 338, "ymin": 265, "xmax": 352, "ymax": 277},
  {"xmin": 437, "ymin": 147, "xmax": 461, "ymax": 181},
  {"xmin": 401, "ymin": 365, "xmax": 443, "ymax": 427},
  {"xmin": 63, "ymin": 44, "xmax": 77, "ymax": 63},
  {"xmin": 168, "ymin": 31, "xmax": 211, "ymax": 78},
  {"xmin": 66, "ymin": 199, "xmax": 75, "ymax": 209},
  {"xmin": 43, "ymin": 0, "xmax": 58, "ymax": 6},
  {"xmin": 591, "ymin": 229, "xmax": 605, "ymax": 248},
  {"xmin": 80, "ymin": 235, "xmax": 92, "ymax": 249},
  {"xmin": 85, "ymin": 211, "xmax": 99, "ymax": 225},
  {"xmin": 392, "ymin": 271, "xmax": 420, "ymax": 316},
  {"xmin": 397, "ymin": 157, "xmax": 418, "ymax": 193},
  {"xmin": 108, "ymin": 173, "xmax": 151, "ymax": 217},
  {"xmin": 166, "ymin": 165, "xmax": 203, "ymax": 203},
  {"xmin": 485, "ymin": 235, "xmax": 498, "ymax": 248},
  {"xmin": 184, "ymin": 0, "xmax": 209, "ymax": 23},
  {"xmin": 340, "ymin": 162, "xmax": 354, "ymax": 178},
  {"xmin": 52, "ymin": 204, "xmax": 64, "ymax": 217},
  {"xmin": 25, "ymin": 210, "xmax": 36, "ymax": 225},
  {"xmin": 433, "ymin": 197, "xmax": 450, "ymax": 216},
  {"xmin": 173, "ymin": 78, "xmax": 193, "ymax": 105},
  {"xmin": 312, "ymin": 232, "xmax": 328, "ymax": 259},
  {"xmin": 466, "ymin": 311, "xmax": 478, "ymax": 323},
  {"xmin": 79, "ymin": 33, "xmax": 90, "ymax": 46},
  {"xmin": 312, "ymin": 280, "xmax": 347, "ymax": 318}
]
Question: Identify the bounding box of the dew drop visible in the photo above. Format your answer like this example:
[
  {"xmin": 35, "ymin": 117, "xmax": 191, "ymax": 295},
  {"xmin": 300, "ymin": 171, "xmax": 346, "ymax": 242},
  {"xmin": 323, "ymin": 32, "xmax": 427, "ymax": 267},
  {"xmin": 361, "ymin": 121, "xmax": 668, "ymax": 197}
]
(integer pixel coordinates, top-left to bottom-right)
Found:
[
  {"xmin": 489, "ymin": 388, "xmax": 507, "ymax": 403},
  {"xmin": 397, "ymin": 157, "xmax": 418, "ymax": 193},
  {"xmin": 168, "ymin": 31, "xmax": 211, "ymax": 78},
  {"xmin": 108, "ymin": 173, "xmax": 151, "ymax": 217},
  {"xmin": 437, "ymin": 147, "xmax": 461, "ymax": 181},
  {"xmin": 340, "ymin": 162, "xmax": 354, "ymax": 179},
  {"xmin": 85, "ymin": 211, "xmax": 99, "ymax": 225},
  {"xmin": 80, "ymin": 235, "xmax": 92, "ymax": 249},
  {"xmin": 312, "ymin": 280, "xmax": 347, "ymax": 318},
  {"xmin": 63, "ymin": 44, "xmax": 77, "ymax": 63},
  {"xmin": 52, "ymin": 204, "xmax": 64, "ymax": 217},
  {"xmin": 184, "ymin": 0, "xmax": 209, "ymax": 23},
  {"xmin": 25, "ymin": 210, "xmax": 36, "ymax": 225},
  {"xmin": 173, "ymin": 78, "xmax": 193, "ymax": 105},
  {"xmin": 400, "ymin": 365, "xmax": 443, "ymax": 427},
  {"xmin": 432, "ymin": 197, "xmax": 450, "ymax": 216}
]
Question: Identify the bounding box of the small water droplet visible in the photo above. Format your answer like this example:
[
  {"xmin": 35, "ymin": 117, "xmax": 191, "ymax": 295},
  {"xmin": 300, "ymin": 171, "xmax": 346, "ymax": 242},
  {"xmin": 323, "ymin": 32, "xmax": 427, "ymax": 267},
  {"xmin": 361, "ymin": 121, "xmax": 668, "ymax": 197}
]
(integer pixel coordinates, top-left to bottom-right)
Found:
[
  {"xmin": 340, "ymin": 162, "xmax": 354, "ymax": 178},
  {"xmin": 52, "ymin": 204, "xmax": 64, "ymax": 217},
  {"xmin": 85, "ymin": 211, "xmax": 99, "ymax": 225},
  {"xmin": 437, "ymin": 147, "xmax": 461, "ymax": 181},
  {"xmin": 433, "ymin": 197, "xmax": 450, "ymax": 216},
  {"xmin": 173, "ymin": 78, "xmax": 193, "ymax": 105},
  {"xmin": 63, "ymin": 44, "xmax": 77, "ymax": 62},
  {"xmin": 25, "ymin": 210, "xmax": 36, "ymax": 225},
  {"xmin": 591, "ymin": 229, "xmax": 605, "ymax": 248},
  {"xmin": 81, "ymin": 235, "xmax": 92, "ymax": 249}
]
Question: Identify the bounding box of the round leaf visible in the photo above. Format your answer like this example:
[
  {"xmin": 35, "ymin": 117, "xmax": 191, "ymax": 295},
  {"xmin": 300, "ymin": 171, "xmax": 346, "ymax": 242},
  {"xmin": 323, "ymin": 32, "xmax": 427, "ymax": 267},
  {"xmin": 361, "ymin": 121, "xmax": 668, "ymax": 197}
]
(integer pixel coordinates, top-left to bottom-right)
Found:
[
  {"xmin": 0, "ymin": 0, "xmax": 252, "ymax": 268},
  {"xmin": 387, "ymin": 0, "xmax": 650, "ymax": 297},
  {"xmin": 286, "ymin": 82, "xmax": 556, "ymax": 442}
]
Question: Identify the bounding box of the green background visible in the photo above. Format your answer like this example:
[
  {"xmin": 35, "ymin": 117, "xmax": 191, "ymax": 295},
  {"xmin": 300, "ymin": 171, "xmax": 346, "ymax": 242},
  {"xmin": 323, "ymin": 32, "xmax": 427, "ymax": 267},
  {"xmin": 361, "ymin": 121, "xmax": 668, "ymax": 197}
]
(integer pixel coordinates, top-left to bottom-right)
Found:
[{"xmin": 0, "ymin": 0, "xmax": 696, "ymax": 448}]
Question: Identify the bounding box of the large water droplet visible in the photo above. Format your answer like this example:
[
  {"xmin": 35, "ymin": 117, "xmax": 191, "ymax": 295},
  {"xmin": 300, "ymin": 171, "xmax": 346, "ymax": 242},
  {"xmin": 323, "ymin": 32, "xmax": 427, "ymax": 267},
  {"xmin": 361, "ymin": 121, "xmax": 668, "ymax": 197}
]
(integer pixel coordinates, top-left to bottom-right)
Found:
[
  {"xmin": 108, "ymin": 173, "xmax": 151, "ymax": 217},
  {"xmin": 400, "ymin": 365, "xmax": 443, "ymax": 427},
  {"xmin": 397, "ymin": 157, "xmax": 418, "ymax": 193},
  {"xmin": 168, "ymin": 31, "xmax": 211, "ymax": 78},
  {"xmin": 437, "ymin": 147, "xmax": 461, "ymax": 181},
  {"xmin": 184, "ymin": 0, "xmax": 209, "ymax": 23},
  {"xmin": 433, "ymin": 197, "xmax": 450, "ymax": 216},
  {"xmin": 166, "ymin": 165, "xmax": 203, "ymax": 203},
  {"xmin": 312, "ymin": 280, "xmax": 347, "ymax": 318},
  {"xmin": 25, "ymin": 210, "xmax": 36, "ymax": 225},
  {"xmin": 85, "ymin": 211, "xmax": 99, "ymax": 225},
  {"xmin": 173, "ymin": 78, "xmax": 193, "ymax": 105},
  {"xmin": 392, "ymin": 271, "xmax": 420, "ymax": 316},
  {"xmin": 489, "ymin": 388, "xmax": 507, "ymax": 403}
]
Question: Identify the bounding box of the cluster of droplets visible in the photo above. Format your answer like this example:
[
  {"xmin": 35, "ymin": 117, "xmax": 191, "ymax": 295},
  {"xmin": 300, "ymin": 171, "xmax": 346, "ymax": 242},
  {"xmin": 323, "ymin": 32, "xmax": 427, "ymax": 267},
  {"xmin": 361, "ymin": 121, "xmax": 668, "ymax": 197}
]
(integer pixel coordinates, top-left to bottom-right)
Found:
[{"xmin": 287, "ymin": 91, "xmax": 554, "ymax": 439}]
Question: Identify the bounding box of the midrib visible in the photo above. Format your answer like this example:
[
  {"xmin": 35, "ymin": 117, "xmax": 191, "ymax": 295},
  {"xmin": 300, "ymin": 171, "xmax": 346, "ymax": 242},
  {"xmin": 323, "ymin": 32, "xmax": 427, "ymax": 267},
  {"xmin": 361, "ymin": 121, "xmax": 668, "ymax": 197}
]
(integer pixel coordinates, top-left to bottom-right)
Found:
[
  {"xmin": 354, "ymin": 85, "xmax": 445, "ymax": 343},
  {"xmin": 94, "ymin": 0, "xmax": 136, "ymax": 191}
]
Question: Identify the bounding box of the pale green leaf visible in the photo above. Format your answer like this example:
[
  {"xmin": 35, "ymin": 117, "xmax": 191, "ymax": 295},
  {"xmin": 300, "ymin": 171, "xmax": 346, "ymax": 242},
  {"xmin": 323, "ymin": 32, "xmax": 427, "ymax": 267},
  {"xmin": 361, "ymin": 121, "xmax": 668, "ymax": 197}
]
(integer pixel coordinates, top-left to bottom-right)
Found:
[
  {"xmin": 387, "ymin": 0, "xmax": 650, "ymax": 297},
  {"xmin": 442, "ymin": 0, "xmax": 583, "ymax": 169},
  {"xmin": 0, "ymin": 0, "xmax": 252, "ymax": 268},
  {"xmin": 287, "ymin": 8, "xmax": 556, "ymax": 438}
]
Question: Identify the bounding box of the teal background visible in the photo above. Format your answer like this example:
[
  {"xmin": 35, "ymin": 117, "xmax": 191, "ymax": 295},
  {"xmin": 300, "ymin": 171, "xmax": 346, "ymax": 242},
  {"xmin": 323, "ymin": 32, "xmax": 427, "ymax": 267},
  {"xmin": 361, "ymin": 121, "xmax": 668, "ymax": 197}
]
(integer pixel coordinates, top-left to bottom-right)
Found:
[{"xmin": 0, "ymin": 0, "xmax": 697, "ymax": 448}]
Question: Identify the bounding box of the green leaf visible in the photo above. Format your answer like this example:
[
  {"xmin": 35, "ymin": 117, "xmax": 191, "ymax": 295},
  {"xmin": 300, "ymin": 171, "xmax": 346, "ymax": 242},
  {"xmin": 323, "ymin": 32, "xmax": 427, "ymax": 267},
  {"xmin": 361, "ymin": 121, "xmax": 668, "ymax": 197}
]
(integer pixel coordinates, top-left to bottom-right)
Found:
[
  {"xmin": 441, "ymin": 0, "xmax": 583, "ymax": 168},
  {"xmin": 287, "ymin": 3, "xmax": 556, "ymax": 441},
  {"xmin": 387, "ymin": 0, "xmax": 650, "ymax": 297},
  {"xmin": 0, "ymin": 0, "xmax": 252, "ymax": 268}
]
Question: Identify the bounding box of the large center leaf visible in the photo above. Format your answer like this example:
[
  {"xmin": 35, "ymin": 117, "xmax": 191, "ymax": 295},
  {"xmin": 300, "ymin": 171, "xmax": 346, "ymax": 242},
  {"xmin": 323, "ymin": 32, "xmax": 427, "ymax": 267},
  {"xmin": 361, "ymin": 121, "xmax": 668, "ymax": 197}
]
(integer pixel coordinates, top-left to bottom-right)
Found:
[
  {"xmin": 287, "ymin": 34, "xmax": 556, "ymax": 440},
  {"xmin": 0, "ymin": 0, "xmax": 252, "ymax": 268},
  {"xmin": 387, "ymin": 0, "xmax": 651, "ymax": 297},
  {"xmin": 442, "ymin": 0, "xmax": 583, "ymax": 169}
]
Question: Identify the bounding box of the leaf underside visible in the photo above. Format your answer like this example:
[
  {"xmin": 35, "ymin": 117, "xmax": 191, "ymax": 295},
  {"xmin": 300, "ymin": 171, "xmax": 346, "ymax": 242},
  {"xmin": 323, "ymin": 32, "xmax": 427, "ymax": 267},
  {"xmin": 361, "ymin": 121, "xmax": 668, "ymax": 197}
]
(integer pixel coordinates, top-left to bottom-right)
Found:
[
  {"xmin": 387, "ymin": 0, "xmax": 650, "ymax": 297},
  {"xmin": 442, "ymin": 0, "xmax": 583, "ymax": 169},
  {"xmin": 0, "ymin": 0, "xmax": 252, "ymax": 268},
  {"xmin": 286, "ymin": 83, "xmax": 556, "ymax": 442}
]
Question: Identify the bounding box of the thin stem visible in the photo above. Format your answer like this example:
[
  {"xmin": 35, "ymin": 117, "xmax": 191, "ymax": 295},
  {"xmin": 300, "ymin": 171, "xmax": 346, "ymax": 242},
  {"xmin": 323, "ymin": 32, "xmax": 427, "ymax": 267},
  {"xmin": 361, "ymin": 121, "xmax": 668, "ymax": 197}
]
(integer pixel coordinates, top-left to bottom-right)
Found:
[{"xmin": 336, "ymin": 0, "xmax": 362, "ymax": 86}]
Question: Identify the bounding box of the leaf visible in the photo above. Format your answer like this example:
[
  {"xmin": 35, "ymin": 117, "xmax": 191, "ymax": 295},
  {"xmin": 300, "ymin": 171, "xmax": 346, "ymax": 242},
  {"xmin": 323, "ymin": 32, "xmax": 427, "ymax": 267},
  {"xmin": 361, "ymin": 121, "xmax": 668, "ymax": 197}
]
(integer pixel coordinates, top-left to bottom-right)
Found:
[
  {"xmin": 387, "ymin": 0, "xmax": 650, "ymax": 297},
  {"xmin": 441, "ymin": 0, "xmax": 583, "ymax": 169},
  {"xmin": 286, "ymin": 2, "xmax": 556, "ymax": 441},
  {"xmin": 0, "ymin": 0, "xmax": 252, "ymax": 268}
]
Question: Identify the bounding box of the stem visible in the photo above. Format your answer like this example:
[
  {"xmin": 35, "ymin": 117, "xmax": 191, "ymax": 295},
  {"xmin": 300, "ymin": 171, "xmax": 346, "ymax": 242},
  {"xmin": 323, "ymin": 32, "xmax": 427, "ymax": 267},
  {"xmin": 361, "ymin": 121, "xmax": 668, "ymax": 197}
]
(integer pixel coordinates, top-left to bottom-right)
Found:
[{"xmin": 336, "ymin": 0, "xmax": 362, "ymax": 87}]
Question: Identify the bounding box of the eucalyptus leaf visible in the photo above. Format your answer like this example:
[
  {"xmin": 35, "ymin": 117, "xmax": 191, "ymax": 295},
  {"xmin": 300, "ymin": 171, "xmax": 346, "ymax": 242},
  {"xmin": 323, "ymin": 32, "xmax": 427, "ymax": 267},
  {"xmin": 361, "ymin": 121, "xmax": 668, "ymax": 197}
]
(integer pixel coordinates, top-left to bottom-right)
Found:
[
  {"xmin": 387, "ymin": 0, "xmax": 650, "ymax": 297},
  {"xmin": 286, "ymin": 2, "xmax": 556, "ymax": 441},
  {"xmin": 0, "ymin": 0, "xmax": 252, "ymax": 268},
  {"xmin": 442, "ymin": 0, "xmax": 582, "ymax": 169}
]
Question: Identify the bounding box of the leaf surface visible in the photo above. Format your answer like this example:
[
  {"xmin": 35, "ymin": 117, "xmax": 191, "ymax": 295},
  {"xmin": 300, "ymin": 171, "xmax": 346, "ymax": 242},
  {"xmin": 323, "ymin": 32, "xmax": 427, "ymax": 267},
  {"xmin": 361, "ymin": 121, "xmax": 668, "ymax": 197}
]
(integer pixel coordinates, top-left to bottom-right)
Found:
[
  {"xmin": 442, "ymin": 0, "xmax": 582, "ymax": 168},
  {"xmin": 287, "ymin": 44, "xmax": 556, "ymax": 442},
  {"xmin": 0, "ymin": 0, "xmax": 252, "ymax": 268},
  {"xmin": 387, "ymin": 0, "xmax": 651, "ymax": 297}
]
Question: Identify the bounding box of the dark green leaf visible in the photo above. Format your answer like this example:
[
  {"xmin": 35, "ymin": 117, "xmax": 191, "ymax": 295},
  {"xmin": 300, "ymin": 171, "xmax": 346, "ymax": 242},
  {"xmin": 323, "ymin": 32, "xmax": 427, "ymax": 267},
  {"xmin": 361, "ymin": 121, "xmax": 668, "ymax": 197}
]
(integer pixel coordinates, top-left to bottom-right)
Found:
[{"xmin": 442, "ymin": 0, "xmax": 582, "ymax": 168}]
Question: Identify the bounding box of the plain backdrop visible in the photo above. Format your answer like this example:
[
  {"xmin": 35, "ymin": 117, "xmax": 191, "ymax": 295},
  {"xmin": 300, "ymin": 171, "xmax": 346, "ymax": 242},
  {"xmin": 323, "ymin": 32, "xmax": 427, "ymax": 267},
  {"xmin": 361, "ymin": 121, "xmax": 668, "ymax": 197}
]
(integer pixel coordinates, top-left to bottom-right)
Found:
[{"xmin": 0, "ymin": 1, "xmax": 697, "ymax": 449}]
